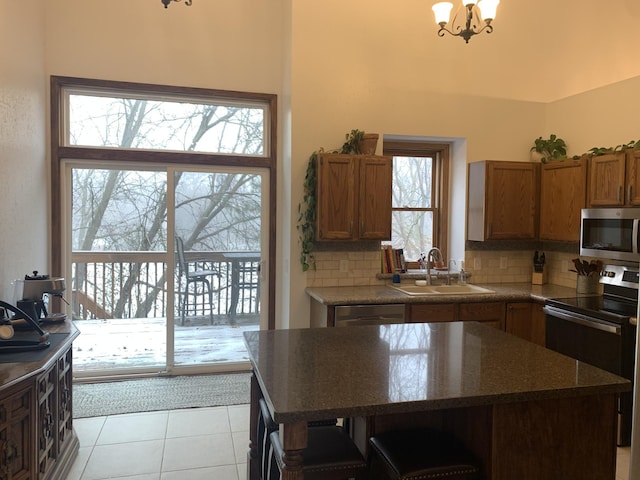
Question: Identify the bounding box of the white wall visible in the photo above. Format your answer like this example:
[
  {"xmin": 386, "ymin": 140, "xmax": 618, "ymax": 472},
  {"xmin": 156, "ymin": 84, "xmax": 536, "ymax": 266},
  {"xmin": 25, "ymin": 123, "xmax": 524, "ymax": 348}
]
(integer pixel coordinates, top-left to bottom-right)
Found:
[
  {"xmin": 3, "ymin": 0, "xmax": 640, "ymax": 329},
  {"xmin": 0, "ymin": 0, "xmax": 47, "ymax": 299}
]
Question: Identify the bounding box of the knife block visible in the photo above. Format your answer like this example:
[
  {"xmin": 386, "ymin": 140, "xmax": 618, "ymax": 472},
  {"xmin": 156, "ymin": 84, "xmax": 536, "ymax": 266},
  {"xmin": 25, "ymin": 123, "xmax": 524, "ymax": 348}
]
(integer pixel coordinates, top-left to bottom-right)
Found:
[{"xmin": 532, "ymin": 270, "xmax": 547, "ymax": 285}]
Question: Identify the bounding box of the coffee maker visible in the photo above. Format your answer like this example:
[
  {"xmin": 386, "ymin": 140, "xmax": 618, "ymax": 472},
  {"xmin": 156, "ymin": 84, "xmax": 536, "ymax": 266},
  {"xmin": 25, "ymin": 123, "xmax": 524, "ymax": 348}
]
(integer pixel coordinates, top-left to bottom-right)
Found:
[
  {"xmin": 16, "ymin": 271, "xmax": 67, "ymax": 323},
  {"xmin": 0, "ymin": 272, "xmax": 66, "ymax": 350}
]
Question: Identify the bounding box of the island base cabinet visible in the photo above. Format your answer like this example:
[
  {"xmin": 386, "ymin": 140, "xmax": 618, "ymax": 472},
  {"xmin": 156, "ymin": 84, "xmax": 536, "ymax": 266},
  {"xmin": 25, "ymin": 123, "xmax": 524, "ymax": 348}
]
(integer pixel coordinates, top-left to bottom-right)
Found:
[
  {"xmin": 364, "ymin": 393, "xmax": 618, "ymax": 480},
  {"xmin": 492, "ymin": 394, "xmax": 617, "ymax": 479}
]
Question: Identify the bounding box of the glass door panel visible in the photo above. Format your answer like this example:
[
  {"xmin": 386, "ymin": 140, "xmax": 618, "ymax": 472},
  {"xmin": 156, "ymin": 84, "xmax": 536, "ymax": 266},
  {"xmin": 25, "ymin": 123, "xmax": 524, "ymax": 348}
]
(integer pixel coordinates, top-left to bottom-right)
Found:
[
  {"xmin": 69, "ymin": 166, "xmax": 168, "ymax": 375},
  {"xmin": 171, "ymin": 169, "xmax": 265, "ymax": 370}
]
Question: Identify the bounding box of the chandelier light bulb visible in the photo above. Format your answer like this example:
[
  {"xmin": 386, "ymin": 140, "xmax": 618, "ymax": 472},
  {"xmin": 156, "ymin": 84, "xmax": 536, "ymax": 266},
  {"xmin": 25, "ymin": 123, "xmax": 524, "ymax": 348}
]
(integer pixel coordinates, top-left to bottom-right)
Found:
[
  {"xmin": 432, "ymin": 2, "xmax": 454, "ymax": 25},
  {"xmin": 477, "ymin": 0, "xmax": 499, "ymax": 21},
  {"xmin": 462, "ymin": 0, "xmax": 478, "ymax": 6}
]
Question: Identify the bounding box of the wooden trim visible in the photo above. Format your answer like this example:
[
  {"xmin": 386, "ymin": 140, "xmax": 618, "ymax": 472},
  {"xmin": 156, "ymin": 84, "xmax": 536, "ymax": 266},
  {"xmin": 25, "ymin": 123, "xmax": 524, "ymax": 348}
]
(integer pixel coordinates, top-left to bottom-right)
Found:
[
  {"xmin": 383, "ymin": 140, "xmax": 451, "ymax": 260},
  {"xmin": 49, "ymin": 76, "xmax": 278, "ymax": 331}
]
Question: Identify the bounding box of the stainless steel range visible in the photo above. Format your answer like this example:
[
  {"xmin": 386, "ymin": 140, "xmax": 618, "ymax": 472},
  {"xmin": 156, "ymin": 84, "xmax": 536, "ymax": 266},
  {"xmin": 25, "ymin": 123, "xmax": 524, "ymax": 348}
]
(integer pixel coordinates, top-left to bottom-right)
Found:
[{"xmin": 543, "ymin": 264, "xmax": 638, "ymax": 446}]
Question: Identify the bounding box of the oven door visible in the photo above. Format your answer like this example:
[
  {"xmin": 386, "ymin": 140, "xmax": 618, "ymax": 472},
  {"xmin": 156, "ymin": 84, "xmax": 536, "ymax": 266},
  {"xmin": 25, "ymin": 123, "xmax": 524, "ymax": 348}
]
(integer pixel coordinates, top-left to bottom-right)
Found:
[{"xmin": 544, "ymin": 304, "xmax": 634, "ymax": 446}]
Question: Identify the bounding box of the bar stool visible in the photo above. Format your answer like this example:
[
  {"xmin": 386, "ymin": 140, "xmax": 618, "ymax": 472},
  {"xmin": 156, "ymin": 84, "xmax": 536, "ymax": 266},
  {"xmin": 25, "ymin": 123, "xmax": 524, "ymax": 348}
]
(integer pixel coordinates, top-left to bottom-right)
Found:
[
  {"xmin": 368, "ymin": 428, "xmax": 482, "ymax": 480},
  {"xmin": 258, "ymin": 398, "xmax": 366, "ymax": 480}
]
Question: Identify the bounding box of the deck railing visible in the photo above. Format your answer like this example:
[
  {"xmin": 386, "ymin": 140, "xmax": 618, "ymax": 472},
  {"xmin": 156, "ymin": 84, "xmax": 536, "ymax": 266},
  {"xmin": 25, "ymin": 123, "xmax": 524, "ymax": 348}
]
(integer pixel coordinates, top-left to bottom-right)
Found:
[{"xmin": 70, "ymin": 251, "xmax": 260, "ymax": 322}]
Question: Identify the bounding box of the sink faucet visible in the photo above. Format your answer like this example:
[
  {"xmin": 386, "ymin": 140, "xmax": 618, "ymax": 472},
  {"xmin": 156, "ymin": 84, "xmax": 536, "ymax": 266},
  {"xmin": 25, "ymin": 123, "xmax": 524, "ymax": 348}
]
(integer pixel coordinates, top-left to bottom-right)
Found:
[{"xmin": 425, "ymin": 247, "xmax": 444, "ymax": 285}]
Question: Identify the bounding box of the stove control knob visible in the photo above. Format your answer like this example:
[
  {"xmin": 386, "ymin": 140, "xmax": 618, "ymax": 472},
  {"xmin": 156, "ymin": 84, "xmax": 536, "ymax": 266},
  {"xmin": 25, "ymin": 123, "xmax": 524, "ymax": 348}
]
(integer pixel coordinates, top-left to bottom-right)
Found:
[{"xmin": 630, "ymin": 317, "xmax": 637, "ymax": 326}]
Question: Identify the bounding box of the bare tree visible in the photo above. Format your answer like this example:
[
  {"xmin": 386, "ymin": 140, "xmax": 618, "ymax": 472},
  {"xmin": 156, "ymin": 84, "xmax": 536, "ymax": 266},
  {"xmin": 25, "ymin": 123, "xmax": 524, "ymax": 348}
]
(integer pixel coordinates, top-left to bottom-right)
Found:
[{"xmin": 70, "ymin": 96, "xmax": 264, "ymax": 319}]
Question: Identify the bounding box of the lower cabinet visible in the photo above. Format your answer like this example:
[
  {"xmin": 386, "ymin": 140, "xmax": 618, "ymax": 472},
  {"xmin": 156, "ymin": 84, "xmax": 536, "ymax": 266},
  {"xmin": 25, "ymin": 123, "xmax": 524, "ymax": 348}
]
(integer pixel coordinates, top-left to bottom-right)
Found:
[
  {"xmin": 407, "ymin": 302, "xmax": 505, "ymax": 330},
  {"xmin": 505, "ymin": 302, "xmax": 546, "ymax": 346},
  {"xmin": 0, "ymin": 385, "xmax": 33, "ymax": 480},
  {"xmin": 0, "ymin": 346, "xmax": 77, "ymax": 480},
  {"xmin": 406, "ymin": 303, "xmax": 456, "ymax": 323}
]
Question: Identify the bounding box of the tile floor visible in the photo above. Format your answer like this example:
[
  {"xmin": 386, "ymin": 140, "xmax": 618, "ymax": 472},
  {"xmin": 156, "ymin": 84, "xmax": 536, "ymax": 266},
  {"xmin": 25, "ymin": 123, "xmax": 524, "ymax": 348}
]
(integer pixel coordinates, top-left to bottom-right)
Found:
[
  {"xmin": 67, "ymin": 405, "xmax": 250, "ymax": 480},
  {"xmin": 67, "ymin": 405, "xmax": 631, "ymax": 480}
]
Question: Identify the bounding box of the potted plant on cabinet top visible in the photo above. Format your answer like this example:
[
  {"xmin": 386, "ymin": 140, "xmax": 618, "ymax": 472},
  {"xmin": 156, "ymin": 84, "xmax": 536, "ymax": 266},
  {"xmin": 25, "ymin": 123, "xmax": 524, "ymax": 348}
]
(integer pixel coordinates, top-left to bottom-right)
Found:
[{"xmin": 530, "ymin": 134, "xmax": 567, "ymax": 163}]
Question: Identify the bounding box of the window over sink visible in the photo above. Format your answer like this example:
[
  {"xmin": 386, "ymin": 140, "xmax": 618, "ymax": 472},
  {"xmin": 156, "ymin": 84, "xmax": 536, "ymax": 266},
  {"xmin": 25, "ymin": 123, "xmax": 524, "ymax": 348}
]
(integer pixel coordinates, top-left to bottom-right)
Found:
[{"xmin": 382, "ymin": 139, "xmax": 450, "ymax": 263}]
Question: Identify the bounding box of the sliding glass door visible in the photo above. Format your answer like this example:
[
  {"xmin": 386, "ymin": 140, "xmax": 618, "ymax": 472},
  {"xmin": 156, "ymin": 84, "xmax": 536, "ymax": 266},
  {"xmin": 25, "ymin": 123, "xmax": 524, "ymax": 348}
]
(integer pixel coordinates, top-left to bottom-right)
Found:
[{"xmin": 66, "ymin": 162, "xmax": 267, "ymax": 378}]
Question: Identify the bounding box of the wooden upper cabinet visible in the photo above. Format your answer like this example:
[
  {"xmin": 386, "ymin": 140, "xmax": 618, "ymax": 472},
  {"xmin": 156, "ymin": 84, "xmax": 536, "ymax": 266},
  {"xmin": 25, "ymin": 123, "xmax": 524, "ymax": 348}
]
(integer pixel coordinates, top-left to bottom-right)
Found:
[
  {"xmin": 467, "ymin": 161, "xmax": 539, "ymax": 241},
  {"xmin": 539, "ymin": 158, "xmax": 587, "ymax": 242},
  {"xmin": 588, "ymin": 152, "xmax": 628, "ymax": 206},
  {"xmin": 625, "ymin": 149, "xmax": 640, "ymax": 205},
  {"xmin": 316, "ymin": 153, "xmax": 392, "ymax": 241}
]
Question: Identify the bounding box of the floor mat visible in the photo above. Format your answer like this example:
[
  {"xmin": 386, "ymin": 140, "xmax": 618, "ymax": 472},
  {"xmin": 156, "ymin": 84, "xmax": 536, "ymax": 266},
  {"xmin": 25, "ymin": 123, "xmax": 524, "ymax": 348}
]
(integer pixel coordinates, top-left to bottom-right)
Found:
[{"xmin": 73, "ymin": 373, "xmax": 250, "ymax": 418}]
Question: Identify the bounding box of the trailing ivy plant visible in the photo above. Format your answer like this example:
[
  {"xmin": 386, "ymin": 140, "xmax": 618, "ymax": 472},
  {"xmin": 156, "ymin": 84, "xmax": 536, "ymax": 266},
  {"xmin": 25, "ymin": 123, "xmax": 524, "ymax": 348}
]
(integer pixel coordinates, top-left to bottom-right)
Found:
[
  {"xmin": 298, "ymin": 150, "xmax": 319, "ymax": 272},
  {"xmin": 571, "ymin": 139, "xmax": 640, "ymax": 159},
  {"xmin": 297, "ymin": 129, "xmax": 367, "ymax": 271}
]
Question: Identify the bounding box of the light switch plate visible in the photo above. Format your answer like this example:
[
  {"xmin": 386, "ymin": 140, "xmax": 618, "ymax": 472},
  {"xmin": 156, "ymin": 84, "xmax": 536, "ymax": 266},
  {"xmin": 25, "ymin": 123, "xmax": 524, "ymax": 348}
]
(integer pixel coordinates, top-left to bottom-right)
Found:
[
  {"xmin": 500, "ymin": 257, "xmax": 508, "ymax": 269},
  {"xmin": 473, "ymin": 258, "xmax": 481, "ymax": 270}
]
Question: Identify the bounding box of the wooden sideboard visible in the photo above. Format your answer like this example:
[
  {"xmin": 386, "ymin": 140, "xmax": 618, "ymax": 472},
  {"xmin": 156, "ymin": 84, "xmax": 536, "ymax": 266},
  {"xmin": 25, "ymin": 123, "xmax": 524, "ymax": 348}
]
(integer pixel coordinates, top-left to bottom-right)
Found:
[{"xmin": 1, "ymin": 321, "xmax": 80, "ymax": 480}]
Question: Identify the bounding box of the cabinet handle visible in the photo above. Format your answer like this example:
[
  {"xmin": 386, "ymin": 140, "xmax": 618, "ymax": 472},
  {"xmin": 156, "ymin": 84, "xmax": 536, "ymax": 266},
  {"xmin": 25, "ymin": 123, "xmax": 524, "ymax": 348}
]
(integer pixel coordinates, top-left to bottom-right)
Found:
[
  {"xmin": 618, "ymin": 186, "xmax": 623, "ymax": 202},
  {"xmin": 349, "ymin": 222, "xmax": 353, "ymax": 236},
  {"xmin": 629, "ymin": 185, "xmax": 633, "ymax": 204}
]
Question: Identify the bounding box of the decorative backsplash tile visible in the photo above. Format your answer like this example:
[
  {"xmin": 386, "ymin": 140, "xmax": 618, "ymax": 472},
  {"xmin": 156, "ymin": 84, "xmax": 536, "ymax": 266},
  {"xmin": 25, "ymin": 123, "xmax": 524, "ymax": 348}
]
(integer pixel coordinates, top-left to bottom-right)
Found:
[{"xmin": 305, "ymin": 249, "xmax": 581, "ymax": 288}]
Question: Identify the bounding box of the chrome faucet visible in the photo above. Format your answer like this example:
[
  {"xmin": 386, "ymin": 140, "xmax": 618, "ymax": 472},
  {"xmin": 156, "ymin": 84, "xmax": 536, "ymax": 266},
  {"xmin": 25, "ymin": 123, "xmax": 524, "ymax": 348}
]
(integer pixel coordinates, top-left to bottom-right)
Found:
[{"xmin": 425, "ymin": 247, "xmax": 444, "ymax": 285}]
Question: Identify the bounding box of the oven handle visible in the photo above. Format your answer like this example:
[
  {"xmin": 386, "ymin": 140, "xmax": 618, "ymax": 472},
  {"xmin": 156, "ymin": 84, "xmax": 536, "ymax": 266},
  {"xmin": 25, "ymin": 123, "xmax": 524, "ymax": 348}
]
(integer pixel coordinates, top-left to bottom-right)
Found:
[
  {"xmin": 634, "ymin": 219, "xmax": 640, "ymax": 256},
  {"xmin": 543, "ymin": 305, "xmax": 621, "ymax": 335}
]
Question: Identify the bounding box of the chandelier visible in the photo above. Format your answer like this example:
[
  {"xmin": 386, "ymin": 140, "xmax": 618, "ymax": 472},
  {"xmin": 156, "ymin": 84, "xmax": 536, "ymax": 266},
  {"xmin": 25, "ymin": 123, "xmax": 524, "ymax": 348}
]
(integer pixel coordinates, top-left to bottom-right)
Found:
[
  {"xmin": 432, "ymin": 0, "xmax": 500, "ymax": 43},
  {"xmin": 161, "ymin": 0, "xmax": 192, "ymax": 8}
]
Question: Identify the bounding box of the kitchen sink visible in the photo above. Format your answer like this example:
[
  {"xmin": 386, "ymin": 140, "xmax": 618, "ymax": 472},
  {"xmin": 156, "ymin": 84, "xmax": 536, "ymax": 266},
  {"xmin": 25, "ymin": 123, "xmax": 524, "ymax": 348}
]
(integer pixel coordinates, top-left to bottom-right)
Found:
[{"xmin": 389, "ymin": 284, "xmax": 495, "ymax": 296}]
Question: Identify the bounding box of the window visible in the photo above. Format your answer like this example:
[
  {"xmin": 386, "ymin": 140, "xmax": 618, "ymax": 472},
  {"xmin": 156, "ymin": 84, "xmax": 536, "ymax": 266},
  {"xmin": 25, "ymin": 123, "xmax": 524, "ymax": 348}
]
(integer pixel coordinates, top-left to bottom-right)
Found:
[
  {"xmin": 51, "ymin": 76, "xmax": 277, "ymax": 333},
  {"xmin": 383, "ymin": 140, "xmax": 450, "ymax": 263},
  {"xmin": 65, "ymin": 91, "xmax": 268, "ymax": 155}
]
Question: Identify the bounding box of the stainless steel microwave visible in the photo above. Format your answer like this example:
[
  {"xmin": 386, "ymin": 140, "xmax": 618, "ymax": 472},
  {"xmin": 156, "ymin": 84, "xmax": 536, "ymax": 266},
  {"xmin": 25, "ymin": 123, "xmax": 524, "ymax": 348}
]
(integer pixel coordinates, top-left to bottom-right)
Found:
[{"xmin": 580, "ymin": 208, "xmax": 640, "ymax": 262}]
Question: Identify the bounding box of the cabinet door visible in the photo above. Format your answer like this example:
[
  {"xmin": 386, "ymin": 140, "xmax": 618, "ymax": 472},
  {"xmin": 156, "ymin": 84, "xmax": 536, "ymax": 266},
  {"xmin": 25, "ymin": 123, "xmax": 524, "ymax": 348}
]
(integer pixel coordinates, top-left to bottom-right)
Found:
[
  {"xmin": 407, "ymin": 303, "xmax": 456, "ymax": 323},
  {"xmin": 485, "ymin": 162, "xmax": 539, "ymax": 240},
  {"xmin": 459, "ymin": 302, "xmax": 505, "ymax": 330},
  {"xmin": 57, "ymin": 348, "xmax": 73, "ymax": 453},
  {"xmin": 625, "ymin": 149, "xmax": 640, "ymax": 205},
  {"xmin": 0, "ymin": 385, "xmax": 33, "ymax": 480},
  {"xmin": 358, "ymin": 156, "xmax": 392, "ymax": 240},
  {"xmin": 317, "ymin": 154, "xmax": 356, "ymax": 240},
  {"xmin": 589, "ymin": 153, "xmax": 626, "ymax": 206},
  {"xmin": 505, "ymin": 302, "xmax": 545, "ymax": 346},
  {"xmin": 539, "ymin": 158, "xmax": 587, "ymax": 242},
  {"xmin": 37, "ymin": 366, "xmax": 57, "ymax": 479}
]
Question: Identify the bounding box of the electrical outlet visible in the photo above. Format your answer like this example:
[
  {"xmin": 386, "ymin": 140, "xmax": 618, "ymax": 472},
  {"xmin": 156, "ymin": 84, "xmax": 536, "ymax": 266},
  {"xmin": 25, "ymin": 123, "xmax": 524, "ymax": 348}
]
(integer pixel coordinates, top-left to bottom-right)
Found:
[
  {"xmin": 473, "ymin": 258, "xmax": 481, "ymax": 270},
  {"xmin": 339, "ymin": 260, "xmax": 349, "ymax": 273},
  {"xmin": 500, "ymin": 257, "xmax": 508, "ymax": 269}
]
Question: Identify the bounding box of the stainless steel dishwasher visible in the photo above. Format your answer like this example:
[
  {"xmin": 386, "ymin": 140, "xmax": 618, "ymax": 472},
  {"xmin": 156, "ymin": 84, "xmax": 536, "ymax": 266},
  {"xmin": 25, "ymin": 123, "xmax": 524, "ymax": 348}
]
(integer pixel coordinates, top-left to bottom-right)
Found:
[{"xmin": 334, "ymin": 304, "xmax": 405, "ymax": 327}]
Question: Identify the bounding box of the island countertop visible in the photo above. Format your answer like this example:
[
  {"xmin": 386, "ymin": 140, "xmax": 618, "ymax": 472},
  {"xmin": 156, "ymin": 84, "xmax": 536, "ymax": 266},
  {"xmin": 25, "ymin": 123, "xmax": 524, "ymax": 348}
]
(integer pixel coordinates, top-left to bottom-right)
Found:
[
  {"xmin": 306, "ymin": 282, "xmax": 583, "ymax": 305},
  {"xmin": 244, "ymin": 321, "xmax": 630, "ymax": 424}
]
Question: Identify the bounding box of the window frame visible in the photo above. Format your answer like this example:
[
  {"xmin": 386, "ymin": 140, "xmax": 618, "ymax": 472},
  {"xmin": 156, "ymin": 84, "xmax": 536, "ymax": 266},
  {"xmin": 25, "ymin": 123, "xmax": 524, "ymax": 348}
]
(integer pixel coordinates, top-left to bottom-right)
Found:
[
  {"xmin": 383, "ymin": 140, "xmax": 450, "ymax": 264},
  {"xmin": 50, "ymin": 76, "xmax": 278, "ymax": 329}
]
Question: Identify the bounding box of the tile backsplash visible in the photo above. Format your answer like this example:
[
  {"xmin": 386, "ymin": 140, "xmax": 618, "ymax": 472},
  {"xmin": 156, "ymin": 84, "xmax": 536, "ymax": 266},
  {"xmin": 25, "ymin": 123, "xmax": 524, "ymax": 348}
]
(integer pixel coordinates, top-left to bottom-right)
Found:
[{"xmin": 306, "ymin": 249, "xmax": 581, "ymax": 289}]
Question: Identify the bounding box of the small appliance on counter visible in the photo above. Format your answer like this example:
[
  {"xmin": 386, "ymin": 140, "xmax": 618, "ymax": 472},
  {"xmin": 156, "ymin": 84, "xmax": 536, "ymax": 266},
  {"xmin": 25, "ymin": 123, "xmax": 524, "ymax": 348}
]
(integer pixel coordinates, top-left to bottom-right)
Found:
[{"xmin": 0, "ymin": 272, "xmax": 67, "ymax": 353}]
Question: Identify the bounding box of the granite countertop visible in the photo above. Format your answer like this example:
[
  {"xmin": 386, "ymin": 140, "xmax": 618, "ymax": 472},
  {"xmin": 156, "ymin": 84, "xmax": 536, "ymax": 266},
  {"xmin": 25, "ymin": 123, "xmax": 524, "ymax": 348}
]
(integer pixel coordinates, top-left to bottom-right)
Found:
[
  {"xmin": 306, "ymin": 282, "xmax": 583, "ymax": 306},
  {"xmin": 244, "ymin": 322, "xmax": 630, "ymax": 423},
  {"xmin": 0, "ymin": 319, "xmax": 80, "ymax": 390}
]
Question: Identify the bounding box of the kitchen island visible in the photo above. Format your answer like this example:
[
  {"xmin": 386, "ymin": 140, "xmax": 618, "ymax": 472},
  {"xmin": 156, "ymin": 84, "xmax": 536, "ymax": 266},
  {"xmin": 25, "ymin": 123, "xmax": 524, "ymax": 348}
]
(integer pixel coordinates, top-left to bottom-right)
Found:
[{"xmin": 245, "ymin": 321, "xmax": 630, "ymax": 480}]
